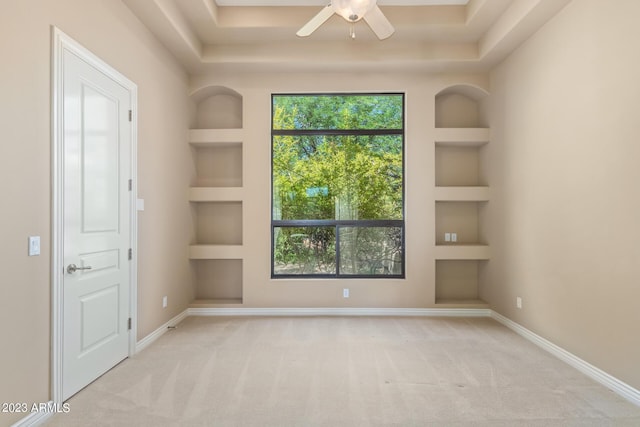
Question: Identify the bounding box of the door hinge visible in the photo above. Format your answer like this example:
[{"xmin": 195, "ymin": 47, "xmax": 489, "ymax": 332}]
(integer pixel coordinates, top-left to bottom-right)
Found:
[
  {"xmin": 128, "ymin": 318, "xmax": 132, "ymax": 330},
  {"xmin": 128, "ymin": 110, "xmax": 132, "ymax": 122},
  {"xmin": 128, "ymin": 248, "xmax": 132, "ymax": 260},
  {"xmin": 128, "ymin": 179, "xmax": 132, "ymax": 191}
]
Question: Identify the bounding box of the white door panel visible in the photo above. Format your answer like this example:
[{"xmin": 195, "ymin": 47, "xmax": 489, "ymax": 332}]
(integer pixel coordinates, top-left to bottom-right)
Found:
[
  {"xmin": 81, "ymin": 84, "xmax": 120, "ymax": 233},
  {"xmin": 62, "ymin": 49, "xmax": 131, "ymax": 401}
]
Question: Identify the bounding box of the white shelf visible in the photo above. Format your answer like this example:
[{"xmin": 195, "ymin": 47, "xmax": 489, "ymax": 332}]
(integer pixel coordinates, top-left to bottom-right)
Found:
[
  {"xmin": 435, "ymin": 186, "xmax": 489, "ymax": 201},
  {"xmin": 189, "ymin": 128, "xmax": 243, "ymax": 146},
  {"xmin": 189, "ymin": 245, "xmax": 244, "ymax": 259},
  {"xmin": 190, "ymin": 299, "xmax": 243, "ymax": 308},
  {"xmin": 188, "ymin": 187, "xmax": 243, "ymax": 202},
  {"xmin": 435, "ymin": 299, "xmax": 489, "ymax": 308},
  {"xmin": 435, "ymin": 244, "xmax": 490, "ymax": 260},
  {"xmin": 434, "ymin": 128, "xmax": 489, "ymax": 146}
]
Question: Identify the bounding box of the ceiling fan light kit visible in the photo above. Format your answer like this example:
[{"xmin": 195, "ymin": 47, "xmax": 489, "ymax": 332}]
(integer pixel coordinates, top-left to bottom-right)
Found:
[
  {"xmin": 297, "ymin": 0, "xmax": 395, "ymax": 40},
  {"xmin": 333, "ymin": 0, "xmax": 376, "ymax": 22}
]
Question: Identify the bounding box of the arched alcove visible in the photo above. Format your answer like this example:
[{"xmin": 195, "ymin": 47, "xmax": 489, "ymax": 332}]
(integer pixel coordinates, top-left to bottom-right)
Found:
[
  {"xmin": 435, "ymin": 84, "xmax": 489, "ymax": 128},
  {"xmin": 433, "ymin": 84, "xmax": 490, "ymax": 308},
  {"xmin": 191, "ymin": 85, "xmax": 243, "ymax": 129},
  {"xmin": 188, "ymin": 85, "xmax": 245, "ymax": 306}
]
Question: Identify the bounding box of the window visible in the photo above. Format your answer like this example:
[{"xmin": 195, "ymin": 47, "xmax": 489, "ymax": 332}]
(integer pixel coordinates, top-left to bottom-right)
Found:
[{"xmin": 272, "ymin": 94, "xmax": 404, "ymax": 278}]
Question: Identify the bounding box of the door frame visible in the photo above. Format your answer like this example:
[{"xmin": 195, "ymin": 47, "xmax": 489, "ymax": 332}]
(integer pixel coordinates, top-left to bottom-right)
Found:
[{"xmin": 51, "ymin": 27, "xmax": 138, "ymax": 404}]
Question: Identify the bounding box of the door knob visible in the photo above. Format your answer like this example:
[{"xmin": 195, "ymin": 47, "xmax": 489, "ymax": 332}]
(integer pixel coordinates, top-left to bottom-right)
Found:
[{"xmin": 67, "ymin": 264, "xmax": 92, "ymax": 274}]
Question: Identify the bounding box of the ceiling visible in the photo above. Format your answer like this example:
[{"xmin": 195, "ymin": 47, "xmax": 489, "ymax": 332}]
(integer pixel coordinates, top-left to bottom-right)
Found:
[{"xmin": 123, "ymin": 0, "xmax": 572, "ymax": 74}]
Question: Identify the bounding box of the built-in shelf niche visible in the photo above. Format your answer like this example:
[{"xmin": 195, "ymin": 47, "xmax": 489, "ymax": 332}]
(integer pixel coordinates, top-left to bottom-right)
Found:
[
  {"xmin": 433, "ymin": 84, "xmax": 490, "ymax": 308},
  {"xmin": 193, "ymin": 144, "xmax": 242, "ymax": 187},
  {"xmin": 435, "ymin": 84, "xmax": 488, "ymax": 128},
  {"xmin": 435, "ymin": 144, "xmax": 487, "ymax": 187},
  {"xmin": 193, "ymin": 259, "xmax": 243, "ymax": 303},
  {"xmin": 194, "ymin": 202, "xmax": 242, "ymax": 245},
  {"xmin": 193, "ymin": 86, "xmax": 242, "ymax": 130},
  {"xmin": 188, "ymin": 85, "xmax": 244, "ymax": 308},
  {"xmin": 435, "ymin": 201, "xmax": 487, "ymax": 246},
  {"xmin": 435, "ymin": 260, "xmax": 487, "ymax": 307}
]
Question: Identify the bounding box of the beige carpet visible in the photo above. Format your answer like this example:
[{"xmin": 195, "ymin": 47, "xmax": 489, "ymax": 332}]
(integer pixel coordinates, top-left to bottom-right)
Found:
[{"xmin": 45, "ymin": 316, "xmax": 640, "ymax": 426}]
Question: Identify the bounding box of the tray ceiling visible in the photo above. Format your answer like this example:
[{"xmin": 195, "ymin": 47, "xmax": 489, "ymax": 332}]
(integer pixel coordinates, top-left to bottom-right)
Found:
[{"xmin": 123, "ymin": 0, "xmax": 571, "ymax": 73}]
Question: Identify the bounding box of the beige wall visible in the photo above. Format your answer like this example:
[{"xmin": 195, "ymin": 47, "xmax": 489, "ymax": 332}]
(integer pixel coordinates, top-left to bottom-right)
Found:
[
  {"xmin": 482, "ymin": 0, "xmax": 640, "ymax": 390},
  {"xmin": 0, "ymin": 1, "xmax": 192, "ymax": 424},
  {"xmin": 190, "ymin": 72, "xmax": 488, "ymax": 308}
]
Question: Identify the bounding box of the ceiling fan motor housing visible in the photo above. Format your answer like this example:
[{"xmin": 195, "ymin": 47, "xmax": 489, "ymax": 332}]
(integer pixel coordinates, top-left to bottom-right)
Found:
[{"xmin": 333, "ymin": 0, "xmax": 377, "ymax": 23}]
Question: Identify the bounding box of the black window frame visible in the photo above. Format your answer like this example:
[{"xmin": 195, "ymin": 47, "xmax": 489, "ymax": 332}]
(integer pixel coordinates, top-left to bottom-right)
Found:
[{"xmin": 271, "ymin": 93, "xmax": 405, "ymax": 279}]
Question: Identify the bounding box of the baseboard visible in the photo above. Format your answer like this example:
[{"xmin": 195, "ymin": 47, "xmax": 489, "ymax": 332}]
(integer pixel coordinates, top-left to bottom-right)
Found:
[
  {"xmin": 10, "ymin": 401, "xmax": 54, "ymax": 427},
  {"xmin": 187, "ymin": 307, "xmax": 492, "ymax": 317},
  {"xmin": 491, "ymin": 311, "xmax": 640, "ymax": 407},
  {"xmin": 135, "ymin": 309, "xmax": 189, "ymax": 353}
]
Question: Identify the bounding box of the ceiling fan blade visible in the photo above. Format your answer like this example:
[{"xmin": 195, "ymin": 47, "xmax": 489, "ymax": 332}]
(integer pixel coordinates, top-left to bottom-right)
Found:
[
  {"xmin": 363, "ymin": 5, "xmax": 395, "ymax": 40},
  {"xmin": 296, "ymin": 5, "xmax": 335, "ymax": 37}
]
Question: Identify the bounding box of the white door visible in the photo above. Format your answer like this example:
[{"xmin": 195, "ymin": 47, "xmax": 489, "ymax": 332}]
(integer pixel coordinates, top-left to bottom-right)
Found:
[{"xmin": 61, "ymin": 48, "xmax": 132, "ymax": 401}]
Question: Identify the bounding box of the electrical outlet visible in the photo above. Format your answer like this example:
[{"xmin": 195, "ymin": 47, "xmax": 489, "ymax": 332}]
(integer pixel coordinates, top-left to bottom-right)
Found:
[
  {"xmin": 445, "ymin": 233, "xmax": 451, "ymax": 242},
  {"xmin": 516, "ymin": 297, "xmax": 522, "ymax": 309},
  {"xmin": 343, "ymin": 288, "xmax": 349, "ymax": 298},
  {"xmin": 451, "ymin": 233, "xmax": 457, "ymax": 243},
  {"xmin": 162, "ymin": 296, "xmax": 168, "ymax": 308}
]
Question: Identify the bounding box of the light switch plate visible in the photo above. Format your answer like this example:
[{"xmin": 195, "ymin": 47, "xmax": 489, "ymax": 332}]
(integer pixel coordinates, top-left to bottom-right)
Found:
[
  {"xmin": 136, "ymin": 198, "xmax": 145, "ymax": 211},
  {"xmin": 451, "ymin": 233, "xmax": 457, "ymax": 243},
  {"xmin": 445, "ymin": 233, "xmax": 451, "ymax": 242},
  {"xmin": 29, "ymin": 236, "xmax": 41, "ymax": 256}
]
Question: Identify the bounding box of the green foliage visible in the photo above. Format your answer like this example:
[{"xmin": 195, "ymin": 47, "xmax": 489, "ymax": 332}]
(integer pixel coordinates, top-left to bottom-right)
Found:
[
  {"xmin": 339, "ymin": 227, "xmax": 403, "ymax": 275},
  {"xmin": 272, "ymin": 94, "xmax": 403, "ymax": 130},
  {"xmin": 273, "ymin": 227, "xmax": 336, "ymax": 275},
  {"xmin": 273, "ymin": 134, "xmax": 402, "ymax": 220}
]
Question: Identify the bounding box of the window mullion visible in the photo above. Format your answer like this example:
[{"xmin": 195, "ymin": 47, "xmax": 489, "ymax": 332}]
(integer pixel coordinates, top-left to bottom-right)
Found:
[{"xmin": 335, "ymin": 224, "xmax": 341, "ymax": 276}]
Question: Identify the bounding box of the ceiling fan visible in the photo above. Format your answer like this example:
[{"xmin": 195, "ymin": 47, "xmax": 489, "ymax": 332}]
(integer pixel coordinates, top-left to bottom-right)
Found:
[{"xmin": 297, "ymin": 0, "xmax": 395, "ymax": 40}]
